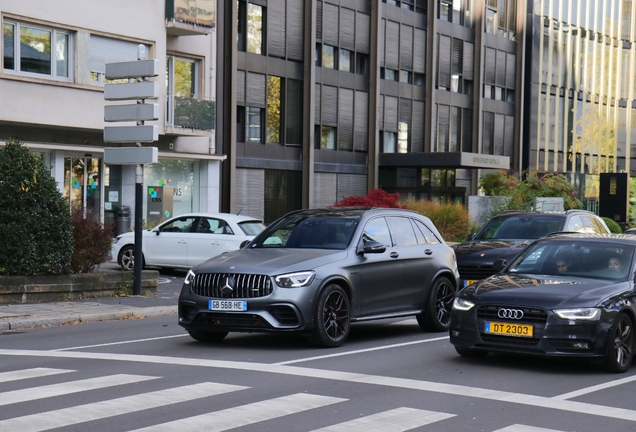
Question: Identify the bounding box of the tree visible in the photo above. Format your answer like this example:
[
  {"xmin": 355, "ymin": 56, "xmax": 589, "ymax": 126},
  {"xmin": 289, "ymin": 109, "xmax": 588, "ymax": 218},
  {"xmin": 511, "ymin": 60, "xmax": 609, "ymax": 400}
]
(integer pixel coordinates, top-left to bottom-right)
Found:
[{"xmin": 0, "ymin": 139, "xmax": 73, "ymax": 275}]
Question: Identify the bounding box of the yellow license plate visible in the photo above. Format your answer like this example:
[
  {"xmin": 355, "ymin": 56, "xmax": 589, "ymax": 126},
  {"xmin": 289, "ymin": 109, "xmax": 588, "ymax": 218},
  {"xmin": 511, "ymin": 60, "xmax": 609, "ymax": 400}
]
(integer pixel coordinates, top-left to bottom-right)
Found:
[
  {"xmin": 485, "ymin": 321, "xmax": 533, "ymax": 338},
  {"xmin": 464, "ymin": 280, "xmax": 478, "ymax": 287}
]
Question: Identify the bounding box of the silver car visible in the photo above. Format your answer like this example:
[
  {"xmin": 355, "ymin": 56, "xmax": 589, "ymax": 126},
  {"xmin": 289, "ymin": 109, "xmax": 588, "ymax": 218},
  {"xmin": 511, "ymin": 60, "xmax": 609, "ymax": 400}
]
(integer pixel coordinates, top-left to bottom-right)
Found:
[{"xmin": 178, "ymin": 207, "xmax": 460, "ymax": 347}]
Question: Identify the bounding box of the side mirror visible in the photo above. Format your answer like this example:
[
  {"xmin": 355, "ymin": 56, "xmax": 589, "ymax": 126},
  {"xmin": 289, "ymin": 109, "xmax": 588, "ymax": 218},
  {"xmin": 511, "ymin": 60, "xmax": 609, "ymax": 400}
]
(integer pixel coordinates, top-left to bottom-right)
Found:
[
  {"xmin": 492, "ymin": 259, "xmax": 508, "ymax": 271},
  {"xmin": 239, "ymin": 240, "xmax": 250, "ymax": 249},
  {"xmin": 466, "ymin": 233, "xmax": 477, "ymax": 241},
  {"xmin": 360, "ymin": 241, "xmax": 386, "ymax": 255},
  {"xmin": 155, "ymin": 230, "xmax": 160, "ymax": 236}
]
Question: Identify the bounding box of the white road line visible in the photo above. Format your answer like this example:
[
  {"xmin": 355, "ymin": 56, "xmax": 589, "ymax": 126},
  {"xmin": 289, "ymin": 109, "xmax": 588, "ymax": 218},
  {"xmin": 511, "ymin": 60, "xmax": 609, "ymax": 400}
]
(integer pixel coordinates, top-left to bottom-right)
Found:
[
  {"xmin": 552, "ymin": 374, "xmax": 636, "ymax": 400},
  {"xmin": 130, "ymin": 392, "xmax": 346, "ymax": 431},
  {"xmin": 276, "ymin": 336, "xmax": 449, "ymax": 365},
  {"xmin": 0, "ymin": 374, "xmax": 157, "ymax": 407},
  {"xmin": 54, "ymin": 334, "xmax": 188, "ymax": 351},
  {"xmin": 310, "ymin": 407, "xmax": 456, "ymax": 432},
  {"xmin": 0, "ymin": 382, "xmax": 246, "ymax": 432},
  {"xmin": 1, "ymin": 349, "xmax": 635, "ymax": 423},
  {"xmin": 493, "ymin": 425, "xmax": 564, "ymax": 432},
  {"xmin": 0, "ymin": 368, "xmax": 74, "ymax": 383}
]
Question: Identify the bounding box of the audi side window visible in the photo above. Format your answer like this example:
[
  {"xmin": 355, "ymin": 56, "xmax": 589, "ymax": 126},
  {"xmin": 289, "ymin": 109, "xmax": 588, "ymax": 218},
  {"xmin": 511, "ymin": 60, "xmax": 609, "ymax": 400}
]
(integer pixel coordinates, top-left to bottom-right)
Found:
[
  {"xmin": 362, "ymin": 218, "xmax": 392, "ymax": 247},
  {"xmin": 388, "ymin": 216, "xmax": 418, "ymax": 246},
  {"xmin": 566, "ymin": 215, "xmax": 584, "ymax": 232},
  {"xmin": 161, "ymin": 217, "xmax": 196, "ymax": 233}
]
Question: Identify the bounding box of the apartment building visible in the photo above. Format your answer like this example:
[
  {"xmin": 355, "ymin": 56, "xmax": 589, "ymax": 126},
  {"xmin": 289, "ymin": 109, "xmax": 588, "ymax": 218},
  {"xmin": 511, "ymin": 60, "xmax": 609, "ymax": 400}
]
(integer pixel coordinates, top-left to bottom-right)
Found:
[
  {"xmin": 0, "ymin": 0, "xmax": 220, "ymax": 228},
  {"xmin": 215, "ymin": 0, "xmax": 522, "ymax": 222}
]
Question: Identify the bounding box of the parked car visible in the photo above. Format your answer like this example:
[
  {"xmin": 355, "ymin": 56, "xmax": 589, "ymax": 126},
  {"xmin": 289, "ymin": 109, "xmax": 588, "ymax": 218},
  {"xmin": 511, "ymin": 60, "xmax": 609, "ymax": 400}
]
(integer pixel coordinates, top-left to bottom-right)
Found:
[
  {"xmin": 178, "ymin": 207, "xmax": 460, "ymax": 347},
  {"xmin": 450, "ymin": 232, "xmax": 636, "ymax": 373},
  {"xmin": 623, "ymin": 228, "xmax": 636, "ymax": 235},
  {"xmin": 453, "ymin": 210, "xmax": 610, "ymax": 286},
  {"xmin": 111, "ymin": 213, "xmax": 265, "ymax": 271}
]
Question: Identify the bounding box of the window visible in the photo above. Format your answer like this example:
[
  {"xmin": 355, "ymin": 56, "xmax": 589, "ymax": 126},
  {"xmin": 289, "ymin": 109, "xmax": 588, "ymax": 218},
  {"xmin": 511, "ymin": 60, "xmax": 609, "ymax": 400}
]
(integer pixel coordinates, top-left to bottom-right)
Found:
[
  {"xmin": 384, "ymin": 68, "xmax": 398, "ymax": 81},
  {"xmin": 90, "ymin": 36, "xmax": 150, "ymax": 85},
  {"xmin": 267, "ymin": 76, "xmax": 282, "ymax": 143},
  {"xmin": 238, "ymin": 1, "xmax": 264, "ymax": 54},
  {"xmin": 237, "ymin": 106, "xmax": 246, "ymax": 142},
  {"xmin": 321, "ymin": 126, "xmax": 336, "ymax": 149},
  {"xmin": 485, "ymin": 9, "xmax": 497, "ymax": 35},
  {"xmin": 440, "ymin": 1, "xmax": 451, "ymax": 21},
  {"xmin": 3, "ymin": 21, "xmax": 72, "ymax": 81},
  {"xmin": 362, "ymin": 217, "xmax": 392, "ymax": 246},
  {"xmin": 388, "ymin": 217, "xmax": 417, "ymax": 246},
  {"xmin": 315, "ymin": 43, "xmax": 322, "ymax": 66},
  {"xmin": 382, "ymin": 131, "xmax": 397, "ymax": 153},
  {"xmin": 247, "ymin": 107, "xmax": 263, "ymax": 142},
  {"xmin": 166, "ymin": 56, "xmax": 202, "ymax": 127},
  {"xmin": 400, "ymin": 70, "xmax": 412, "ymax": 83},
  {"xmin": 414, "ymin": 73, "xmax": 425, "ymax": 86},
  {"xmin": 323, "ymin": 45, "xmax": 336, "ymax": 69},
  {"xmin": 398, "ymin": 122, "xmax": 408, "ymax": 153},
  {"xmin": 356, "ymin": 53, "xmax": 370, "ymax": 76},
  {"xmin": 339, "ymin": 49, "xmax": 352, "ymax": 72}
]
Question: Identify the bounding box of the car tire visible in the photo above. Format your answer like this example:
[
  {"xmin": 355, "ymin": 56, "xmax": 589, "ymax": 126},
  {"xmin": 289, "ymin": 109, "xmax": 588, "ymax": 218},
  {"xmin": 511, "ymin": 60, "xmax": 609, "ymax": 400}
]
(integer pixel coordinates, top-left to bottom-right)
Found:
[
  {"xmin": 310, "ymin": 284, "xmax": 351, "ymax": 348},
  {"xmin": 187, "ymin": 330, "xmax": 229, "ymax": 342},
  {"xmin": 455, "ymin": 346, "xmax": 489, "ymax": 358},
  {"xmin": 417, "ymin": 276, "xmax": 455, "ymax": 332},
  {"xmin": 601, "ymin": 312, "xmax": 634, "ymax": 373},
  {"xmin": 118, "ymin": 245, "xmax": 144, "ymax": 271}
]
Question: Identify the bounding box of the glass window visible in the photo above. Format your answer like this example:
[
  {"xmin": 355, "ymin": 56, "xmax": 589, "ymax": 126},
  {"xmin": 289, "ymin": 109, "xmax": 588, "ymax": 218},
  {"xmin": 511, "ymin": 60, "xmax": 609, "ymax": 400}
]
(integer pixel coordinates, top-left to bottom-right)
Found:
[
  {"xmin": 440, "ymin": 1, "xmax": 451, "ymax": 21},
  {"xmin": 413, "ymin": 219, "xmax": 440, "ymax": 243},
  {"xmin": 267, "ymin": 76, "xmax": 282, "ymax": 143},
  {"xmin": 236, "ymin": 106, "xmax": 246, "ymax": 142},
  {"xmin": 485, "ymin": 8, "xmax": 497, "ymax": 35},
  {"xmin": 385, "ymin": 68, "xmax": 398, "ymax": 81},
  {"xmin": 339, "ymin": 49, "xmax": 352, "ymax": 72},
  {"xmin": 389, "ymin": 217, "xmax": 418, "ymax": 246},
  {"xmin": 421, "ymin": 168, "xmax": 431, "ymax": 186},
  {"xmin": 362, "ymin": 217, "xmax": 393, "ymax": 246},
  {"xmin": 4, "ymin": 21, "xmax": 71, "ymax": 80},
  {"xmin": 247, "ymin": 107, "xmax": 263, "ymax": 142},
  {"xmin": 400, "ymin": 70, "xmax": 411, "ymax": 83},
  {"xmin": 145, "ymin": 160, "xmax": 199, "ymax": 216},
  {"xmin": 356, "ymin": 53, "xmax": 370, "ymax": 76},
  {"xmin": 567, "ymin": 215, "xmax": 584, "ymax": 232},
  {"xmin": 323, "ymin": 45, "xmax": 336, "ymax": 69},
  {"xmin": 398, "ymin": 122, "xmax": 409, "ymax": 153},
  {"xmin": 431, "ymin": 169, "xmax": 447, "ymax": 186},
  {"xmin": 315, "ymin": 43, "xmax": 321, "ymax": 66},
  {"xmin": 247, "ymin": 3, "xmax": 263, "ymax": 54},
  {"xmin": 160, "ymin": 217, "xmax": 197, "ymax": 233},
  {"xmin": 495, "ymin": 86, "xmax": 503, "ymax": 100},
  {"xmin": 321, "ymin": 126, "xmax": 336, "ymax": 149},
  {"xmin": 414, "ymin": 73, "xmax": 424, "ymax": 86},
  {"xmin": 383, "ymin": 131, "xmax": 397, "ymax": 152}
]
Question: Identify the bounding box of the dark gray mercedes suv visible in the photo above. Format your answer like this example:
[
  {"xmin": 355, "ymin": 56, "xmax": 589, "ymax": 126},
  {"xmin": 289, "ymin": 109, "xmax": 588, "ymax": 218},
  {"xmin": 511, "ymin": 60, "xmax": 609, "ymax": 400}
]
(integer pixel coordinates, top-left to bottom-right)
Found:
[{"xmin": 178, "ymin": 207, "xmax": 459, "ymax": 347}]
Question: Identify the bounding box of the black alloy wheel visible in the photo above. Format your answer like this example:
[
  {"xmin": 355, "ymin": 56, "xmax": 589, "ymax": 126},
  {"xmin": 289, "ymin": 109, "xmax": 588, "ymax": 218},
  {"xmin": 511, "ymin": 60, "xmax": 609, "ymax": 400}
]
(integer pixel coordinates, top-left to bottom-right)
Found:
[
  {"xmin": 311, "ymin": 284, "xmax": 351, "ymax": 348},
  {"xmin": 601, "ymin": 312, "xmax": 634, "ymax": 373},
  {"xmin": 187, "ymin": 330, "xmax": 229, "ymax": 342},
  {"xmin": 417, "ymin": 277, "xmax": 455, "ymax": 332}
]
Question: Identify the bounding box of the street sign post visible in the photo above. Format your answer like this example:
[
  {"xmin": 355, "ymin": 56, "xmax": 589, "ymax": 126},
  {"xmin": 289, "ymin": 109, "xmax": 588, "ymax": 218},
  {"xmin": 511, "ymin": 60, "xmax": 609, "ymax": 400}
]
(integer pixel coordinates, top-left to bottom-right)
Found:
[{"xmin": 103, "ymin": 46, "xmax": 159, "ymax": 296}]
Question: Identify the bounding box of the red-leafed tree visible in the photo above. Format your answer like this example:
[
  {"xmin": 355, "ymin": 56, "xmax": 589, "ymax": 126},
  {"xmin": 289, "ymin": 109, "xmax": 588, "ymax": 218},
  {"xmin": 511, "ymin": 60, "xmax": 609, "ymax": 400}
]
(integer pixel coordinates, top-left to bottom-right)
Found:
[{"xmin": 332, "ymin": 188, "xmax": 405, "ymax": 208}]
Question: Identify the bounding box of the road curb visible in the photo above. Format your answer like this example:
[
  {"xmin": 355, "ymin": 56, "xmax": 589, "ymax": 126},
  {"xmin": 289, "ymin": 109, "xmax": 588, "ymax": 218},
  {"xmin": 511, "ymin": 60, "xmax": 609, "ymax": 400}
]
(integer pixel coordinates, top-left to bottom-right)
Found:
[{"xmin": 1, "ymin": 306, "xmax": 178, "ymax": 330}]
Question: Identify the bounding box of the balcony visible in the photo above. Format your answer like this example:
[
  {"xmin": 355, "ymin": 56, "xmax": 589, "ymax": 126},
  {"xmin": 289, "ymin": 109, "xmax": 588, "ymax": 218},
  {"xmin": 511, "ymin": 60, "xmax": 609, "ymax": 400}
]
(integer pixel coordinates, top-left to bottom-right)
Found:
[
  {"xmin": 165, "ymin": 0, "xmax": 215, "ymax": 36},
  {"xmin": 166, "ymin": 94, "xmax": 215, "ymax": 135}
]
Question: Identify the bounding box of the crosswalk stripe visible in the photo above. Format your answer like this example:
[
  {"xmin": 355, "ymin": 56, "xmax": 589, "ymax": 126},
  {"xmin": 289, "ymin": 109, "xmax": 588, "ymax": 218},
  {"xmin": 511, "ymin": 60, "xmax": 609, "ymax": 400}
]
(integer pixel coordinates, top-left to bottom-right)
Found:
[
  {"xmin": 129, "ymin": 392, "xmax": 347, "ymax": 432},
  {"xmin": 0, "ymin": 374, "xmax": 158, "ymax": 407},
  {"xmin": 310, "ymin": 407, "xmax": 456, "ymax": 432},
  {"xmin": 0, "ymin": 368, "xmax": 74, "ymax": 383},
  {"xmin": 493, "ymin": 425, "xmax": 565, "ymax": 432},
  {"xmin": 0, "ymin": 382, "xmax": 247, "ymax": 432}
]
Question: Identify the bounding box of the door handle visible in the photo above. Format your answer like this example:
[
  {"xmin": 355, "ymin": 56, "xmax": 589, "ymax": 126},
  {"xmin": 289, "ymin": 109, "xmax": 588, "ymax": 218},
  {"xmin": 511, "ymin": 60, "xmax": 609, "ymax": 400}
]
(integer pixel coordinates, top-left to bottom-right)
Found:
[
  {"xmin": 424, "ymin": 249, "xmax": 433, "ymax": 255},
  {"xmin": 390, "ymin": 252, "xmax": 399, "ymax": 258},
  {"xmin": 178, "ymin": 240, "xmax": 187, "ymax": 244}
]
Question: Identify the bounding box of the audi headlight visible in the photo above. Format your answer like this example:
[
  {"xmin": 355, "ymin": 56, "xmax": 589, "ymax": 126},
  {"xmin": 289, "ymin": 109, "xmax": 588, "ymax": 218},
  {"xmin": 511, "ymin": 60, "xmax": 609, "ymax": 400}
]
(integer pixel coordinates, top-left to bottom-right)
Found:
[
  {"xmin": 452, "ymin": 297, "xmax": 475, "ymax": 311},
  {"xmin": 275, "ymin": 271, "xmax": 315, "ymax": 288},
  {"xmin": 554, "ymin": 308, "xmax": 601, "ymax": 321},
  {"xmin": 184, "ymin": 269, "xmax": 196, "ymax": 285}
]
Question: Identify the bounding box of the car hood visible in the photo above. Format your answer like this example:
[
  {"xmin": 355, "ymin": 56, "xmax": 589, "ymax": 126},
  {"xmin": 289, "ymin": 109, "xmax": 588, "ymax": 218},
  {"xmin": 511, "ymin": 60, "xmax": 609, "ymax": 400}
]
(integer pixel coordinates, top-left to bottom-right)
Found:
[
  {"xmin": 462, "ymin": 273, "xmax": 627, "ymax": 308},
  {"xmin": 194, "ymin": 248, "xmax": 348, "ymax": 275},
  {"xmin": 453, "ymin": 240, "xmax": 531, "ymax": 264}
]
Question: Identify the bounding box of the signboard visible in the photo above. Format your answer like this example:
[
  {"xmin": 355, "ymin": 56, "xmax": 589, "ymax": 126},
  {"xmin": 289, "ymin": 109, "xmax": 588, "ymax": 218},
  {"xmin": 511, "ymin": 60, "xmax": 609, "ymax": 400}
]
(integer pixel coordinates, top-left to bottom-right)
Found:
[
  {"xmin": 147, "ymin": 186, "xmax": 174, "ymax": 223},
  {"xmin": 104, "ymin": 147, "xmax": 158, "ymax": 165}
]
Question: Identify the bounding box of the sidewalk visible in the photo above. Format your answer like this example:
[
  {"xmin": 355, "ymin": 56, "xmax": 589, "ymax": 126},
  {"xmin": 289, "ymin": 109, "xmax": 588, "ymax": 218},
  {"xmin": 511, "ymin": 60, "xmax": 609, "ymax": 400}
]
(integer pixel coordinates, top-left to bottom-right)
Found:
[{"xmin": 0, "ymin": 262, "xmax": 181, "ymax": 331}]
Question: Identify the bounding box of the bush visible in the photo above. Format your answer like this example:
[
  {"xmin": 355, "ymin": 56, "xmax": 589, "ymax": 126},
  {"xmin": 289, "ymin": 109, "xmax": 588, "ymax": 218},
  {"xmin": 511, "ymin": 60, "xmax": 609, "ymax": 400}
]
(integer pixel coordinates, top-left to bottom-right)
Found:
[
  {"xmin": 602, "ymin": 217, "xmax": 622, "ymax": 234},
  {"xmin": 401, "ymin": 198, "xmax": 471, "ymax": 242},
  {"xmin": 0, "ymin": 139, "xmax": 73, "ymax": 275},
  {"xmin": 70, "ymin": 209, "xmax": 114, "ymax": 273},
  {"xmin": 332, "ymin": 188, "xmax": 405, "ymax": 208}
]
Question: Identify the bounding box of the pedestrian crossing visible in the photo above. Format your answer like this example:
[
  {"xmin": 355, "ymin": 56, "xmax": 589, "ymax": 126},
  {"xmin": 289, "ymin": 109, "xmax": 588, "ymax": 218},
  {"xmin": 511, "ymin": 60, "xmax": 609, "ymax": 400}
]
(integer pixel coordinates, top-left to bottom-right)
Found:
[{"xmin": 0, "ymin": 367, "xmax": 585, "ymax": 432}]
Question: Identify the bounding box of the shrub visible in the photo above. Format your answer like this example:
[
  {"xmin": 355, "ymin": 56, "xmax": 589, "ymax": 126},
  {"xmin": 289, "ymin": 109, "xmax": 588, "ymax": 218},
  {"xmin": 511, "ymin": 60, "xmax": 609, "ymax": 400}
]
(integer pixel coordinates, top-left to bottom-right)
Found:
[
  {"xmin": 401, "ymin": 198, "xmax": 471, "ymax": 242},
  {"xmin": 0, "ymin": 139, "xmax": 73, "ymax": 275},
  {"xmin": 602, "ymin": 217, "xmax": 622, "ymax": 234},
  {"xmin": 332, "ymin": 188, "xmax": 405, "ymax": 208},
  {"xmin": 70, "ymin": 209, "xmax": 115, "ymax": 273}
]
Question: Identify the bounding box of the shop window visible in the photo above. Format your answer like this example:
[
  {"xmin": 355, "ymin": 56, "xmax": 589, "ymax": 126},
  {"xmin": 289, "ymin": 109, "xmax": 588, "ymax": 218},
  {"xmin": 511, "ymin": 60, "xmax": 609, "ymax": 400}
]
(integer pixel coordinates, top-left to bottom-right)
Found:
[{"xmin": 3, "ymin": 21, "xmax": 72, "ymax": 81}]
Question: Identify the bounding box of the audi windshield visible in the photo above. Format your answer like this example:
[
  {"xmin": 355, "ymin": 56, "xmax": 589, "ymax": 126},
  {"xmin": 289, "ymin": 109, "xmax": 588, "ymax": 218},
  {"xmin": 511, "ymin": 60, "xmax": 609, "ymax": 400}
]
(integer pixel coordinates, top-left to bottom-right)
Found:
[{"xmin": 505, "ymin": 238, "xmax": 634, "ymax": 281}]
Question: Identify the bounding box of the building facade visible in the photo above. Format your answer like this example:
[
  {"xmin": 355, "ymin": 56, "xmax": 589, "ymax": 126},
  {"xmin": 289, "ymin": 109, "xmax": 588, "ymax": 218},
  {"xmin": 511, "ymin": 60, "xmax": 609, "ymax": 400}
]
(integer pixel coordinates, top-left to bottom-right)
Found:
[
  {"xmin": 0, "ymin": 0, "xmax": 221, "ymax": 231},
  {"xmin": 216, "ymin": 0, "xmax": 524, "ymax": 222},
  {"xmin": 524, "ymin": 0, "xmax": 636, "ymax": 210}
]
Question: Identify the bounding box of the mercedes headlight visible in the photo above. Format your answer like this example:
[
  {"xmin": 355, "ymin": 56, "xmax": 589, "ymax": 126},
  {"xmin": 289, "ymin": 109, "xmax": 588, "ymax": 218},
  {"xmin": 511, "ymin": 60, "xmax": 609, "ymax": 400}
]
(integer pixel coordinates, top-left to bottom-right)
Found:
[
  {"xmin": 554, "ymin": 308, "xmax": 601, "ymax": 321},
  {"xmin": 184, "ymin": 269, "xmax": 196, "ymax": 285},
  {"xmin": 452, "ymin": 297, "xmax": 475, "ymax": 311},
  {"xmin": 275, "ymin": 271, "xmax": 315, "ymax": 288}
]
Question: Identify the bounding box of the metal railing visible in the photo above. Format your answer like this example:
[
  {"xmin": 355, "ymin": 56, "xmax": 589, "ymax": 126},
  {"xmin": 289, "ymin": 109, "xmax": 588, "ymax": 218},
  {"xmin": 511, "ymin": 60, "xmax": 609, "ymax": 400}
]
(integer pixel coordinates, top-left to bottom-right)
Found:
[{"xmin": 167, "ymin": 94, "xmax": 215, "ymax": 130}]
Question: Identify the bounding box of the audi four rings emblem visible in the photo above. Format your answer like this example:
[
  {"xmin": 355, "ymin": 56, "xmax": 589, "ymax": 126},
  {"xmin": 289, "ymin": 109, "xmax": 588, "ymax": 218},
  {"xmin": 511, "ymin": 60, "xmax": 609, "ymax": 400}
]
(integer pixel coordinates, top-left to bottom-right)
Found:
[{"xmin": 498, "ymin": 308, "xmax": 524, "ymax": 319}]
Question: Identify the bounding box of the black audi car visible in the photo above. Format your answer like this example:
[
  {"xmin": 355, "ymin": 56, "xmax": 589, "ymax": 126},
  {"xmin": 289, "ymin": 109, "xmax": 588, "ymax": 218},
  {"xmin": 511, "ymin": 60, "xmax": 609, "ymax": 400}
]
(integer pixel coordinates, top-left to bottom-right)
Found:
[
  {"xmin": 450, "ymin": 233, "xmax": 636, "ymax": 373},
  {"xmin": 453, "ymin": 210, "xmax": 610, "ymax": 286},
  {"xmin": 178, "ymin": 207, "xmax": 459, "ymax": 347}
]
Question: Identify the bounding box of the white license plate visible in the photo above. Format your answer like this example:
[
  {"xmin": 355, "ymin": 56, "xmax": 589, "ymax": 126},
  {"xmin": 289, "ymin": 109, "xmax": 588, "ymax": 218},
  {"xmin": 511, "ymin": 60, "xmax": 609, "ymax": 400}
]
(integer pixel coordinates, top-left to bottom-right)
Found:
[{"xmin": 209, "ymin": 300, "xmax": 247, "ymax": 311}]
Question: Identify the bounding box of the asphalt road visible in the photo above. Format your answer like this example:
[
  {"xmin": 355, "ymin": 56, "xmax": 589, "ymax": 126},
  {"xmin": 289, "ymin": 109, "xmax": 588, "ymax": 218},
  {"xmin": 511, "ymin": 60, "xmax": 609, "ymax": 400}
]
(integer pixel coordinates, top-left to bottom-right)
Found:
[{"xmin": 1, "ymin": 312, "xmax": 635, "ymax": 431}]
